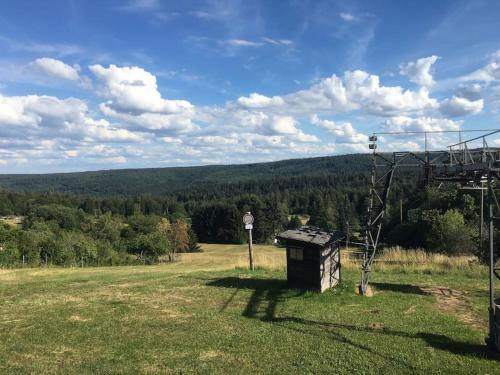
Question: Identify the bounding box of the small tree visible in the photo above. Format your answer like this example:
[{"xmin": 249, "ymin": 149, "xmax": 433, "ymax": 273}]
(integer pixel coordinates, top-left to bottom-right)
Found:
[
  {"xmin": 0, "ymin": 241, "xmax": 20, "ymax": 267},
  {"xmin": 427, "ymin": 209, "xmax": 474, "ymax": 255},
  {"xmin": 187, "ymin": 228, "xmax": 202, "ymax": 253},
  {"xmin": 129, "ymin": 232, "xmax": 170, "ymax": 264},
  {"xmin": 171, "ymin": 219, "xmax": 190, "ymax": 259}
]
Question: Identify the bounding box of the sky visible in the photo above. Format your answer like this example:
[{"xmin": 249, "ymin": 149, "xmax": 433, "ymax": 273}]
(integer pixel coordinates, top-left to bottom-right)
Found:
[{"xmin": 0, "ymin": 0, "xmax": 500, "ymax": 173}]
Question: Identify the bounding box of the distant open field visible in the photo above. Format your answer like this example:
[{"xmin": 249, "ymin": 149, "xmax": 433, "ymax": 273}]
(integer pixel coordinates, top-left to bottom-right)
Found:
[{"xmin": 0, "ymin": 244, "xmax": 497, "ymax": 374}]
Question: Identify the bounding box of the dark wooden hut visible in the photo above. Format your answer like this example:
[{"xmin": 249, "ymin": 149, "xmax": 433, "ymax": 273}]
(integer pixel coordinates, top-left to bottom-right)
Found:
[{"xmin": 276, "ymin": 226, "xmax": 343, "ymax": 292}]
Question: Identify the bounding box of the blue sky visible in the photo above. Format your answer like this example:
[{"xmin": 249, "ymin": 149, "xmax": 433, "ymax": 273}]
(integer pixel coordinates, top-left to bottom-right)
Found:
[{"xmin": 0, "ymin": 0, "xmax": 500, "ymax": 173}]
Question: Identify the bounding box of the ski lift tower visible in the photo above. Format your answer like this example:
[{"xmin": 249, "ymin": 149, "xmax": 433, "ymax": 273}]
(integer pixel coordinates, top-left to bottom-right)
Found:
[{"xmin": 361, "ymin": 129, "xmax": 500, "ymax": 351}]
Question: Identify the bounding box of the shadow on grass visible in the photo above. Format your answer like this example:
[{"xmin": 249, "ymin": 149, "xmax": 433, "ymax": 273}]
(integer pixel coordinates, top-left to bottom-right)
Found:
[
  {"xmin": 207, "ymin": 277, "xmax": 300, "ymax": 319},
  {"xmin": 370, "ymin": 282, "xmax": 429, "ymax": 295},
  {"xmin": 207, "ymin": 277, "xmax": 499, "ymax": 362}
]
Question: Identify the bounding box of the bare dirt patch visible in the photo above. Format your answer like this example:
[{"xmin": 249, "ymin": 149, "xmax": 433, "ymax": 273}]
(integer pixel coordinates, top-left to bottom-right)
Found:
[
  {"xmin": 421, "ymin": 286, "xmax": 486, "ymax": 330},
  {"xmin": 368, "ymin": 322, "xmax": 385, "ymax": 330},
  {"xmin": 199, "ymin": 350, "xmax": 223, "ymax": 361},
  {"xmin": 69, "ymin": 315, "xmax": 90, "ymax": 322}
]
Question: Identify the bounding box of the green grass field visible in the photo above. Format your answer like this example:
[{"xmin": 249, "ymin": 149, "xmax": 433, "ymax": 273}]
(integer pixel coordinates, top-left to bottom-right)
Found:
[{"xmin": 0, "ymin": 244, "xmax": 498, "ymax": 374}]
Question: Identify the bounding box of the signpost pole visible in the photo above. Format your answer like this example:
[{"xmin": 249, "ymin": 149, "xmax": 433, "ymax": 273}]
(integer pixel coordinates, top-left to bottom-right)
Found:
[
  {"xmin": 243, "ymin": 212, "xmax": 255, "ymax": 271},
  {"xmin": 248, "ymin": 227, "xmax": 254, "ymax": 271}
]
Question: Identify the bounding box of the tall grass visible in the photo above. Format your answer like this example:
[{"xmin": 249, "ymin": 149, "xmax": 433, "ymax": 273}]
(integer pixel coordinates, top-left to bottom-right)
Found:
[
  {"xmin": 231, "ymin": 244, "xmax": 485, "ymax": 274},
  {"xmin": 233, "ymin": 250, "xmax": 286, "ymax": 270},
  {"xmin": 342, "ymin": 246, "xmax": 482, "ymax": 273}
]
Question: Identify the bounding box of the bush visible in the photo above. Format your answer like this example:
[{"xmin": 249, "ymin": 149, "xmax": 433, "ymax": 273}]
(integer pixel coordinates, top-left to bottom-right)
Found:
[
  {"xmin": 427, "ymin": 209, "xmax": 475, "ymax": 255},
  {"xmin": 0, "ymin": 241, "xmax": 20, "ymax": 267}
]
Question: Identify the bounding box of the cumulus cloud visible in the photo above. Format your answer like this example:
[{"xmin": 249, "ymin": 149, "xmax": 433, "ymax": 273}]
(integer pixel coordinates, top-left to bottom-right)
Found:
[
  {"xmin": 269, "ymin": 116, "xmax": 297, "ymax": 134},
  {"xmin": 461, "ymin": 51, "xmax": 500, "ymax": 82},
  {"xmin": 99, "ymin": 104, "xmax": 198, "ymax": 133},
  {"xmin": 263, "ymin": 116, "xmax": 318, "ymax": 142},
  {"xmin": 90, "ymin": 64, "xmax": 193, "ymax": 114},
  {"xmin": 439, "ymin": 84, "xmax": 483, "ymax": 117},
  {"xmin": 383, "ymin": 116, "xmax": 460, "ymax": 133},
  {"xmin": 237, "ymin": 93, "xmax": 285, "ymax": 108},
  {"xmin": 256, "ymin": 70, "xmax": 438, "ymax": 116},
  {"xmin": 0, "ymin": 93, "xmax": 145, "ymax": 142},
  {"xmin": 1, "ymin": 52, "xmax": 497, "ymax": 171},
  {"xmin": 439, "ymin": 96, "xmax": 483, "ymax": 117},
  {"xmin": 310, "ymin": 114, "xmax": 367, "ymax": 143},
  {"xmin": 230, "ymin": 70, "xmax": 439, "ymax": 118},
  {"xmin": 400, "ymin": 55, "xmax": 439, "ymax": 87},
  {"xmin": 32, "ymin": 57, "xmax": 80, "ymax": 81},
  {"xmin": 90, "ymin": 64, "xmax": 196, "ymax": 133}
]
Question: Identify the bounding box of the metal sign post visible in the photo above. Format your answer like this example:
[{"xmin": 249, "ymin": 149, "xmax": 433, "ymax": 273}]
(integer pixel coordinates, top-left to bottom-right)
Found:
[{"xmin": 243, "ymin": 212, "xmax": 254, "ymax": 271}]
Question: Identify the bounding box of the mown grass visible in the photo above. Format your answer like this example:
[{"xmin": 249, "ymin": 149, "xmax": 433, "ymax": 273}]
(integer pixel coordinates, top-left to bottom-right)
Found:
[{"xmin": 0, "ymin": 244, "xmax": 498, "ymax": 374}]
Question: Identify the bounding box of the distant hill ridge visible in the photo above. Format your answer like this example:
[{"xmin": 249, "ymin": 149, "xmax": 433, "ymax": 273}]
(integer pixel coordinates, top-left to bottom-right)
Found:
[{"xmin": 0, "ymin": 154, "xmax": 372, "ymax": 196}]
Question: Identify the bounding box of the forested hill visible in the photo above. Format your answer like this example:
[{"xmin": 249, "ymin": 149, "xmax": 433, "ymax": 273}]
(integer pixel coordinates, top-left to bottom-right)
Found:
[{"xmin": 0, "ymin": 154, "xmax": 373, "ymax": 196}]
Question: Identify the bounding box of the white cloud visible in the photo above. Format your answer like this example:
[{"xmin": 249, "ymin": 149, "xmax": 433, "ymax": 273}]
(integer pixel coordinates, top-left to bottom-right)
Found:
[
  {"xmin": 266, "ymin": 116, "xmax": 319, "ymax": 143},
  {"xmin": 339, "ymin": 12, "xmax": 358, "ymax": 21},
  {"xmin": 454, "ymin": 83, "xmax": 482, "ymax": 101},
  {"xmin": 439, "ymin": 96, "xmax": 483, "ymax": 117},
  {"xmin": 100, "ymin": 104, "xmax": 198, "ymax": 133},
  {"xmin": 32, "ymin": 57, "xmax": 80, "ymax": 81},
  {"xmin": 105, "ymin": 156, "xmax": 127, "ymax": 164},
  {"xmin": 269, "ymin": 116, "xmax": 298, "ymax": 134},
  {"xmin": 282, "ymin": 70, "xmax": 438, "ymax": 116},
  {"xmin": 261, "ymin": 37, "xmax": 294, "ymax": 46},
  {"xmin": 1, "ymin": 53, "xmax": 498, "ymax": 171},
  {"xmin": 310, "ymin": 114, "xmax": 367, "ymax": 143},
  {"xmin": 400, "ymin": 55, "xmax": 440, "ymax": 87},
  {"xmin": 90, "ymin": 64, "xmax": 193, "ymax": 114},
  {"xmin": 460, "ymin": 51, "xmax": 500, "ymax": 82},
  {"xmin": 237, "ymin": 93, "xmax": 284, "ymax": 108},
  {"xmin": 0, "ymin": 93, "xmax": 145, "ymax": 142},
  {"xmin": 383, "ymin": 116, "xmax": 460, "ymax": 133},
  {"xmin": 439, "ymin": 85, "xmax": 484, "ymax": 117},
  {"xmin": 223, "ymin": 39, "xmax": 263, "ymax": 47},
  {"xmin": 90, "ymin": 64, "xmax": 196, "ymax": 133},
  {"xmin": 82, "ymin": 118, "xmax": 146, "ymax": 142},
  {"xmin": 64, "ymin": 150, "xmax": 78, "ymax": 157},
  {"xmin": 160, "ymin": 136, "xmax": 183, "ymax": 144},
  {"xmin": 232, "ymin": 70, "xmax": 439, "ymax": 118}
]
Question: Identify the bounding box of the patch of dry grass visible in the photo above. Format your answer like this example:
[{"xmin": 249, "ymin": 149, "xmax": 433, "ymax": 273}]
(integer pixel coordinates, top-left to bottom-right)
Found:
[{"xmin": 341, "ymin": 246, "xmax": 480, "ymax": 273}]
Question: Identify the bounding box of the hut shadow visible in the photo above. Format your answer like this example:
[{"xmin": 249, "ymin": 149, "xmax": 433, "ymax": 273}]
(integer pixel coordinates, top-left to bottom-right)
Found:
[
  {"xmin": 206, "ymin": 277, "xmax": 304, "ymax": 319},
  {"xmin": 370, "ymin": 282, "xmax": 429, "ymax": 295},
  {"xmin": 207, "ymin": 277, "xmax": 498, "ymax": 361}
]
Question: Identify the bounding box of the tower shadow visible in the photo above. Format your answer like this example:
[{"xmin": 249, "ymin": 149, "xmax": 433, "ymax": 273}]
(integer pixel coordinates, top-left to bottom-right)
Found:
[{"xmin": 207, "ymin": 276, "xmax": 499, "ymax": 362}]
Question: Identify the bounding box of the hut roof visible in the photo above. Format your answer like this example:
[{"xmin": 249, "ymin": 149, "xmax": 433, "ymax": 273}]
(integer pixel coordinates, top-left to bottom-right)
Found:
[{"xmin": 276, "ymin": 226, "xmax": 344, "ymax": 247}]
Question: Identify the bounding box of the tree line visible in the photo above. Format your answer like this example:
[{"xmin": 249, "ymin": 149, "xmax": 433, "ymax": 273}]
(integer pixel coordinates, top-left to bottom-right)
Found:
[
  {"xmin": 0, "ymin": 203, "xmax": 200, "ymax": 268},
  {"xmin": 0, "ymin": 152, "xmax": 496, "ymax": 267}
]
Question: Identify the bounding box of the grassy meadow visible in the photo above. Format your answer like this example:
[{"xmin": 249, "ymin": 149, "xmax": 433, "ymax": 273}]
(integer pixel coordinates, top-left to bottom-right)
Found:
[{"xmin": 0, "ymin": 244, "xmax": 498, "ymax": 374}]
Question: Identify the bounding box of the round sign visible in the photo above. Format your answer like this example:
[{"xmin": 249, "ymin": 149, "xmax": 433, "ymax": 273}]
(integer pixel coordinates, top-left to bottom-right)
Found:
[{"xmin": 242, "ymin": 212, "xmax": 254, "ymax": 225}]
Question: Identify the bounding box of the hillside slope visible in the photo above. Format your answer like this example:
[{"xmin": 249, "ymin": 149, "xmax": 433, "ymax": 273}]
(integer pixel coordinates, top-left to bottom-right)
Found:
[
  {"xmin": 0, "ymin": 154, "xmax": 372, "ymax": 195},
  {"xmin": 0, "ymin": 244, "xmax": 494, "ymax": 374}
]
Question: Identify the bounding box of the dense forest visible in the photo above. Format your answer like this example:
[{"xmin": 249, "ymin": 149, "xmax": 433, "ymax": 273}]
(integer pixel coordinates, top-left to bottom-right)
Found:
[
  {"xmin": 0, "ymin": 153, "xmax": 495, "ymax": 267},
  {"xmin": 0, "ymin": 154, "xmax": 372, "ymax": 195}
]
